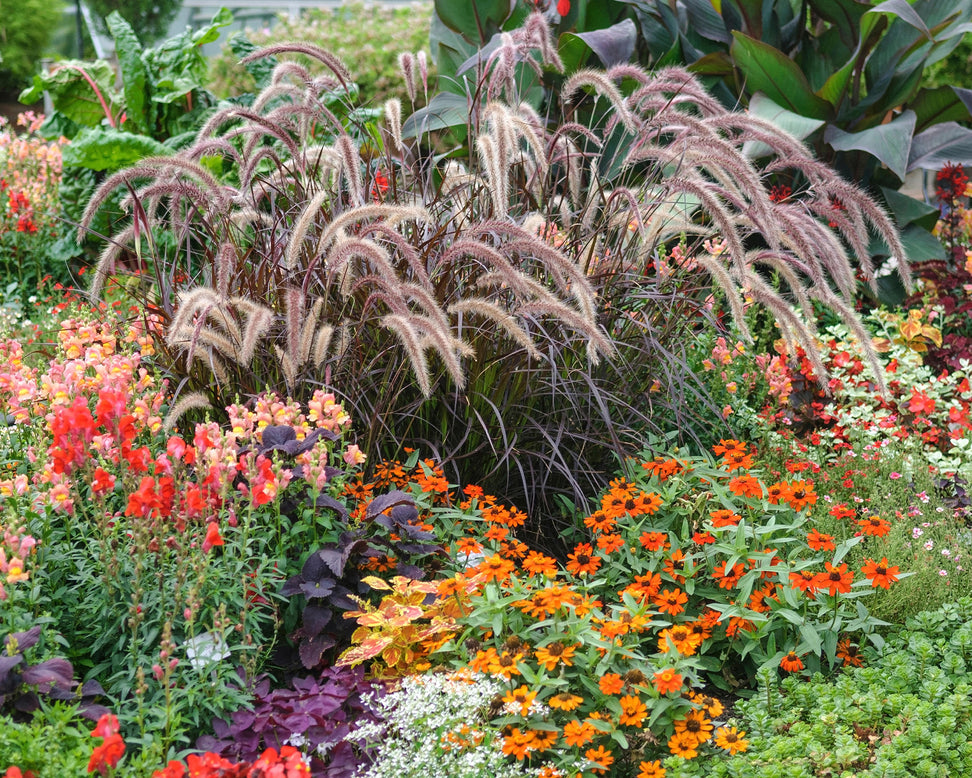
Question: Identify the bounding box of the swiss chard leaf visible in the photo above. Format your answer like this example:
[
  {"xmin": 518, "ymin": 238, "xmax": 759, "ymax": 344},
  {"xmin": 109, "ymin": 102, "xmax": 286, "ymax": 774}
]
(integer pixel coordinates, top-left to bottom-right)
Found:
[{"xmin": 106, "ymin": 12, "xmax": 149, "ymax": 134}]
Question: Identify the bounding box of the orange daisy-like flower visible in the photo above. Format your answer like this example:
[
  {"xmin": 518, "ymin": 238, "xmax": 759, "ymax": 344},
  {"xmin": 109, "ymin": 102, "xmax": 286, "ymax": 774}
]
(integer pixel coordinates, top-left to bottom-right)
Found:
[
  {"xmin": 455, "ymin": 537, "xmax": 482, "ymax": 556},
  {"xmin": 812, "ymin": 561, "xmax": 854, "ymax": 596},
  {"xmin": 637, "ymin": 760, "xmax": 666, "ymax": 778},
  {"xmin": 653, "ymin": 587, "xmax": 688, "ymax": 616},
  {"xmin": 484, "ymin": 525, "xmax": 510, "ymax": 542},
  {"xmin": 521, "ymin": 551, "xmax": 559, "ymax": 578},
  {"xmin": 725, "ymin": 615, "xmax": 755, "ymax": 637},
  {"xmin": 584, "ymin": 745, "xmax": 615, "ymax": 775},
  {"xmin": 689, "ymin": 692, "xmax": 724, "ymax": 718},
  {"xmin": 709, "ymin": 509, "xmax": 742, "ymax": 528},
  {"xmin": 779, "ymin": 650, "xmax": 805, "ymax": 673},
  {"xmin": 562, "ymin": 719, "xmax": 597, "ymax": 747},
  {"xmin": 566, "ymin": 543, "xmax": 602, "ymax": 576},
  {"xmin": 766, "ymin": 481, "xmax": 791, "ymax": 505},
  {"xmin": 487, "ymin": 649, "xmax": 526, "ymax": 680},
  {"xmin": 475, "ymin": 554, "xmax": 516, "ymax": 583},
  {"xmin": 584, "ymin": 510, "xmax": 617, "ymax": 534},
  {"xmin": 789, "ymin": 569, "xmax": 817, "ymax": 595},
  {"xmin": 806, "ymin": 528, "xmax": 836, "ymax": 551},
  {"xmin": 668, "ymin": 732, "xmax": 700, "ymax": 759},
  {"xmin": 786, "ymin": 480, "xmax": 817, "ymax": 511},
  {"xmin": 620, "ymin": 571, "xmax": 662, "ymax": 602},
  {"xmin": 517, "ymin": 584, "xmax": 577, "ymax": 619},
  {"xmin": 618, "ymin": 695, "xmax": 648, "ymax": 727},
  {"xmin": 598, "ymin": 673, "xmax": 625, "ymax": 695},
  {"xmin": 530, "ymin": 729, "xmax": 558, "ymax": 751},
  {"xmin": 502, "ymin": 685, "xmax": 538, "ymax": 716},
  {"xmin": 641, "ymin": 457, "xmax": 686, "ymax": 481},
  {"xmin": 714, "ymin": 726, "xmax": 749, "ymax": 754},
  {"xmin": 657, "ymin": 625, "xmax": 702, "ymax": 656},
  {"xmin": 673, "ymin": 709, "xmax": 713, "ymax": 744},
  {"xmin": 639, "ymin": 531, "xmax": 670, "ymax": 552},
  {"xmin": 713, "ymin": 439, "xmax": 747, "ymax": 458},
  {"xmin": 534, "ymin": 641, "xmax": 577, "ymax": 671},
  {"xmin": 829, "ymin": 503, "xmax": 855, "ymax": 520},
  {"xmin": 597, "ymin": 533, "xmax": 626, "ymax": 554},
  {"xmin": 836, "ymin": 637, "xmax": 864, "ymax": 667},
  {"xmin": 662, "ymin": 549, "xmax": 691, "ymax": 582},
  {"xmin": 501, "ymin": 727, "xmax": 536, "ymax": 760},
  {"xmin": 652, "ymin": 667, "xmax": 683, "ymax": 695},
  {"xmin": 857, "ymin": 516, "xmax": 892, "ymax": 537},
  {"xmin": 727, "ymin": 474, "xmax": 762, "ymax": 499},
  {"xmin": 548, "ymin": 692, "xmax": 584, "ymax": 711},
  {"xmin": 712, "ymin": 560, "xmax": 746, "ymax": 589},
  {"xmin": 693, "ymin": 530, "xmax": 716, "ymax": 545},
  {"xmin": 861, "ymin": 557, "xmax": 900, "ymax": 589}
]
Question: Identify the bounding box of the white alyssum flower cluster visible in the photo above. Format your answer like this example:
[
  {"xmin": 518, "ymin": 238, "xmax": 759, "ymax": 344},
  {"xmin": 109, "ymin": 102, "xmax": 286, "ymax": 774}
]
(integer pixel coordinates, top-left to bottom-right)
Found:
[{"xmin": 348, "ymin": 672, "xmax": 545, "ymax": 778}]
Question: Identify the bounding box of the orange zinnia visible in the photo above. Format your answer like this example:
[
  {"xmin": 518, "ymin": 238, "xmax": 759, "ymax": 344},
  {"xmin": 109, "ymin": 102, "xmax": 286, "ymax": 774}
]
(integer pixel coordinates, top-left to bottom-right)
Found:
[
  {"xmin": 521, "ymin": 551, "xmax": 559, "ymax": 578},
  {"xmin": 501, "ymin": 727, "xmax": 536, "ymax": 760},
  {"xmin": 861, "ymin": 557, "xmax": 900, "ymax": 589},
  {"xmin": 598, "ymin": 673, "xmax": 625, "ymax": 695},
  {"xmin": 476, "ymin": 554, "xmax": 515, "ymax": 582},
  {"xmin": 786, "ymin": 480, "xmax": 817, "ymax": 511},
  {"xmin": 789, "ymin": 569, "xmax": 817, "ymax": 594},
  {"xmin": 584, "ymin": 509, "xmax": 617, "ymax": 533},
  {"xmin": 673, "ymin": 709, "xmax": 713, "ymax": 744},
  {"xmin": 836, "ymin": 637, "xmax": 864, "ymax": 667},
  {"xmin": 727, "ymin": 474, "xmax": 762, "ymax": 499},
  {"xmin": 585, "ymin": 745, "xmax": 615, "ymax": 774},
  {"xmin": 597, "ymin": 533, "xmax": 626, "ymax": 554},
  {"xmin": 812, "ymin": 561, "xmax": 853, "ymax": 595},
  {"xmin": 857, "ymin": 516, "xmax": 892, "ymax": 537},
  {"xmin": 641, "ymin": 456, "xmax": 685, "ymax": 481},
  {"xmin": 652, "ymin": 667, "xmax": 683, "ymax": 695},
  {"xmin": 668, "ymin": 731, "xmax": 700, "ymax": 759},
  {"xmin": 487, "ymin": 649, "xmax": 525, "ymax": 679},
  {"xmin": 534, "ymin": 641, "xmax": 577, "ymax": 671},
  {"xmin": 806, "ymin": 528, "xmax": 835, "ymax": 551},
  {"xmin": 714, "ymin": 726, "xmax": 749, "ymax": 754},
  {"xmin": 766, "ymin": 481, "xmax": 791, "ymax": 505},
  {"xmin": 639, "ymin": 531, "xmax": 669, "ymax": 551},
  {"xmin": 618, "ymin": 694, "xmax": 648, "ymax": 727},
  {"xmin": 562, "ymin": 720, "xmax": 597, "ymax": 747},
  {"xmin": 710, "ymin": 509, "xmax": 742, "ymax": 528},
  {"xmin": 657, "ymin": 625, "xmax": 702, "ymax": 656},
  {"xmin": 653, "ymin": 587, "xmax": 688, "ymax": 616},
  {"xmin": 712, "ymin": 560, "xmax": 745, "ymax": 589},
  {"xmin": 502, "ymin": 685, "xmax": 538, "ymax": 716},
  {"xmin": 548, "ymin": 692, "xmax": 583, "ymax": 711},
  {"xmin": 620, "ymin": 571, "xmax": 662, "ymax": 602},
  {"xmin": 637, "ymin": 759, "xmax": 666, "ymax": 778},
  {"xmin": 780, "ymin": 650, "xmax": 805, "ymax": 673},
  {"xmin": 566, "ymin": 543, "xmax": 602, "ymax": 576}
]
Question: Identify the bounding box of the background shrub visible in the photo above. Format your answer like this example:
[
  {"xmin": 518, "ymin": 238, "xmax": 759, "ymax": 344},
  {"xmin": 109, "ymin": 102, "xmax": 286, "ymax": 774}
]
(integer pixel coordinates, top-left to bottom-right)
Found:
[
  {"xmin": 0, "ymin": 0, "xmax": 63, "ymax": 96},
  {"xmin": 208, "ymin": 2, "xmax": 433, "ymax": 106}
]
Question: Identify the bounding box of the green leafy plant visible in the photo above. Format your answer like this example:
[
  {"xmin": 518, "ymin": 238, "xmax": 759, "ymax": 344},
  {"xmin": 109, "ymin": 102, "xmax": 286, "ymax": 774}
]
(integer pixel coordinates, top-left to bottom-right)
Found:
[
  {"xmin": 209, "ymin": 2, "xmax": 434, "ymax": 107},
  {"xmin": 665, "ymin": 598, "xmax": 972, "ymax": 777},
  {"xmin": 0, "ymin": 0, "xmax": 64, "ymax": 95}
]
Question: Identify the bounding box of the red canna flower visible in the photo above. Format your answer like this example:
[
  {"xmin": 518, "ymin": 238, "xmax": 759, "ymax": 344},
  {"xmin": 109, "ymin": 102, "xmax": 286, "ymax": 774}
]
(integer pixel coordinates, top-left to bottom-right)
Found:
[{"xmin": 557, "ymin": 0, "xmax": 570, "ymax": 15}]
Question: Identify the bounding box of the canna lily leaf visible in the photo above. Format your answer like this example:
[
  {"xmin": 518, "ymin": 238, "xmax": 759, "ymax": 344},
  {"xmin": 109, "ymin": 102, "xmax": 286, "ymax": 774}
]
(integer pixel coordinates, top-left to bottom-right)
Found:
[
  {"xmin": 824, "ymin": 110, "xmax": 915, "ymax": 180},
  {"xmin": 907, "ymin": 122, "xmax": 972, "ymax": 171},
  {"xmin": 865, "ymin": 0, "xmax": 931, "ymax": 40},
  {"xmin": 730, "ymin": 32, "xmax": 831, "ymax": 119}
]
